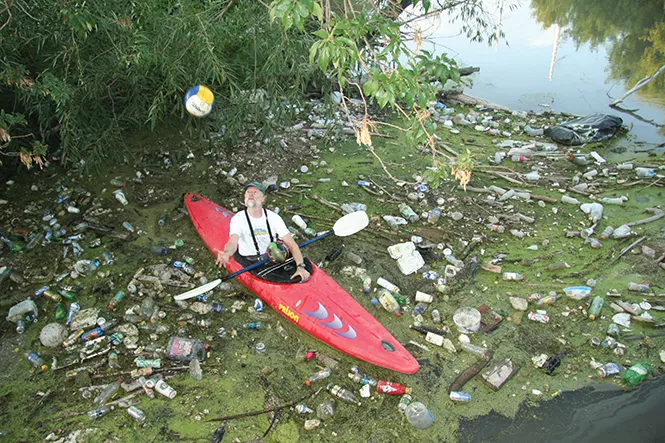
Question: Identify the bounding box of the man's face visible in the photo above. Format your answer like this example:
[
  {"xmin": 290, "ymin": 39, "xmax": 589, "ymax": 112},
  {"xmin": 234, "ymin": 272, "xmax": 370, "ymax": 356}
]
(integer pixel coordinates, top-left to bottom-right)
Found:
[{"xmin": 244, "ymin": 186, "xmax": 265, "ymax": 209}]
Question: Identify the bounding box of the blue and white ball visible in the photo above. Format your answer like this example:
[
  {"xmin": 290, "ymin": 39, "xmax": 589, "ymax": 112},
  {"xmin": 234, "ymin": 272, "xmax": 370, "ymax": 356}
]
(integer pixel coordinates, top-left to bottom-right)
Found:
[{"xmin": 184, "ymin": 85, "xmax": 215, "ymax": 118}]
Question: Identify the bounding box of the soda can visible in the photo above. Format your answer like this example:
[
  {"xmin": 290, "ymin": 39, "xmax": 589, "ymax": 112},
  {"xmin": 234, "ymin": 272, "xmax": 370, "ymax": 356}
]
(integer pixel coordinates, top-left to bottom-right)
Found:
[
  {"xmin": 135, "ymin": 357, "xmax": 161, "ymax": 368},
  {"xmin": 194, "ymin": 294, "xmax": 210, "ymax": 302},
  {"xmin": 255, "ymin": 342, "xmax": 266, "ymax": 354},
  {"xmin": 89, "ymin": 238, "xmax": 102, "ymax": 248},
  {"xmin": 601, "ymin": 337, "xmax": 617, "ymax": 349},
  {"xmin": 357, "ymin": 180, "xmax": 371, "ymax": 187},
  {"xmin": 450, "ymin": 391, "xmax": 471, "ymax": 402},
  {"xmin": 43, "ymin": 290, "xmax": 62, "ymax": 302},
  {"xmin": 110, "ymin": 332, "xmax": 125, "ymax": 346},
  {"xmin": 431, "ymin": 309, "xmax": 441, "ymax": 324},
  {"xmin": 598, "ymin": 363, "xmax": 621, "ymax": 377},
  {"xmin": 63, "ymin": 329, "xmax": 84, "ymax": 347},
  {"xmin": 212, "ymin": 302, "xmax": 223, "ymax": 313},
  {"xmin": 127, "ymin": 406, "xmax": 146, "ymax": 423}
]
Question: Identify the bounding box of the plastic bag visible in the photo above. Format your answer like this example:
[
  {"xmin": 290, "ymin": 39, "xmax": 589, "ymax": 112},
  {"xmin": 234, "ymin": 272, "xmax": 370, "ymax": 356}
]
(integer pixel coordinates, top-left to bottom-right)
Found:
[{"xmin": 544, "ymin": 114, "xmax": 622, "ymax": 145}]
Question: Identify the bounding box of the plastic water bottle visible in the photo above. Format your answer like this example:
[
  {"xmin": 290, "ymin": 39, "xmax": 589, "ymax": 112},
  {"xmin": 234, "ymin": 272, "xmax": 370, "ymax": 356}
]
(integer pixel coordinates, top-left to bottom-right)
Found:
[
  {"xmin": 611, "ymin": 224, "xmax": 631, "ymax": 239},
  {"xmin": 377, "ymin": 290, "xmax": 401, "ymax": 317},
  {"xmin": 94, "ymin": 380, "xmax": 121, "ymax": 405},
  {"xmin": 305, "ymin": 367, "xmax": 331, "ymax": 386},
  {"xmin": 25, "ymin": 351, "xmax": 47, "ymax": 371},
  {"xmin": 107, "ymin": 291, "xmax": 125, "ymax": 311},
  {"xmin": 627, "ymin": 282, "xmax": 650, "ymax": 292},
  {"xmin": 405, "ymin": 401, "xmax": 434, "ymax": 429},
  {"xmin": 635, "ymin": 167, "xmax": 655, "ymax": 178},
  {"xmin": 88, "ymin": 405, "xmax": 115, "ymax": 420},
  {"xmin": 326, "ymin": 383, "xmax": 361, "ymax": 406}
]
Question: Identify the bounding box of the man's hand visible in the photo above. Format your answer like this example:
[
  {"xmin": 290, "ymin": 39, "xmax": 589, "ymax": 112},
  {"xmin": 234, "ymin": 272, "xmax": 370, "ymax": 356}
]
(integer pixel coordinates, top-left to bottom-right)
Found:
[
  {"xmin": 215, "ymin": 249, "xmax": 231, "ymax": 268},
  {"xmin": 290, "ymin": 266, "xmax": 310, "ymax": 283}
]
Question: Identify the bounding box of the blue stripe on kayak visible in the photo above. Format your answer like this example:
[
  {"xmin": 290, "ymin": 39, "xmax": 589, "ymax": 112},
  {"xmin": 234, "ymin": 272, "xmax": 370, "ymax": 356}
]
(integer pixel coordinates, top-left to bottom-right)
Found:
[
  {"xmin": 321, "ymin": 314, "xmax": 343, "ymax": 329},
  {"xmin": 336, "ymin": 325, "xmax": 357, "ymax": 339},
  {"xmin": 305, "ymin": 302, "xmax": 328, "ymax": 319}
]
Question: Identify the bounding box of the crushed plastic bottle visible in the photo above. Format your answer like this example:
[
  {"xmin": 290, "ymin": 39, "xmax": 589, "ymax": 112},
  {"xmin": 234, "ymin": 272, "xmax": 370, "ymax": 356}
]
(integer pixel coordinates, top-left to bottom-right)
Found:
[
  {"xmin": 621, "ymin": 363, "xmax": 650, "ymax": 387},
  {"xmin": 94, "ymin": 380, "xmax": 121, "ymax": 405},
  {"xmin": 564, "ymin": 286, "xmax": 592, "ymax": 300}
]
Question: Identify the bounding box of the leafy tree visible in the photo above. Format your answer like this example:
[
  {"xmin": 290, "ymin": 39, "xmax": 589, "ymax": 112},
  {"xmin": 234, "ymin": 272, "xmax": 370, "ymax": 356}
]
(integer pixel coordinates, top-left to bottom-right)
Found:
[
  {"xmin": 269, "ymin": 0, "xmax": 503, "ymax": 187},
  {"xmin": 1, "ymin": 0, "xmax": 500, "ymax": 184}
]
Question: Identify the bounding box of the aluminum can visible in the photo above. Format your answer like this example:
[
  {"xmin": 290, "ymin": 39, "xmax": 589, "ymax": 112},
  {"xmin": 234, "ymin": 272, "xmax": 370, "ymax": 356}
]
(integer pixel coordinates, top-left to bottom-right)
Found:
[
  {"xmin": 127, "ymin": 406, "xmax": 145, "ymax": 423},
  {"xmin": 450, "ymin": 391, "xmax": 471, "ymax": 402},
  {"xmin": 598, "ymin": 363, "xmax": 621, "ymax": 377}
]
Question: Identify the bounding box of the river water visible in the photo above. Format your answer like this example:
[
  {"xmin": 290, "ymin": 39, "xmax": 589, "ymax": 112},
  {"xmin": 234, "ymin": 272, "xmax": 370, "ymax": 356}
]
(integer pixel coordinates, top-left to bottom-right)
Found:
[
  {"xmin": 418, "ymin": 0, "xmax": 665, "ymax": 147},
  {"xmin": 420, "ymin": 2, "xmax": 665, "ymax": 440}
]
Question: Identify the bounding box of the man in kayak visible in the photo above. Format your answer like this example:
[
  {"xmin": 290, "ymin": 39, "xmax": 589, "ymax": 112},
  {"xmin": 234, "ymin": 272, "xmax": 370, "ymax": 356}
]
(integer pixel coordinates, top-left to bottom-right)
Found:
[{"xmin": 215, "ymin": 181, "xmax": 311, "ymax": 282}]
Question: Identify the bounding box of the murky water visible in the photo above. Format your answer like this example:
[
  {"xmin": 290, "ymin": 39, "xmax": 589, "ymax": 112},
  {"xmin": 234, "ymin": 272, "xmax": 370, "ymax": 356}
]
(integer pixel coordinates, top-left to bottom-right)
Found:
[
  {"xmin": 417, "ymin": 0, "xmax": 665, "ymax": 146},
  {"xmin": 460, "ymin": 376, "xmax": 665, "ymax": 442}
]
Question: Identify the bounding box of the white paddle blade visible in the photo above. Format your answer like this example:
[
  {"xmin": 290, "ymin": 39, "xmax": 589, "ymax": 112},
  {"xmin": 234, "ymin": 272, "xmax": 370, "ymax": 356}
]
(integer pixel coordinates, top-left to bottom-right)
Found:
[
  {"xmin": 174, "ymin": 278, "xmax": 222, "ymax": 301},
  {"xmin": 332, "ymin": 211, "xmax": 369, "ymax": 237}
]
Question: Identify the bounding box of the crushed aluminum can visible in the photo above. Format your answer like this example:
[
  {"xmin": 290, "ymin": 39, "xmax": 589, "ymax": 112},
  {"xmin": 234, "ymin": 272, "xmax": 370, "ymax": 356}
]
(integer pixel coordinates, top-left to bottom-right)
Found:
[{"xmin": 598, "ymin": 363, "xmax": 621, "ymax": 377}]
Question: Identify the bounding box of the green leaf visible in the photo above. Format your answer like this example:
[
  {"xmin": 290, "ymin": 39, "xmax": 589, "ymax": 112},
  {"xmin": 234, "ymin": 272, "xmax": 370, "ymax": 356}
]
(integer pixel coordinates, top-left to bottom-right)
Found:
[
  {"xmin": 312, "ymin": 29, "xmax": 328, "ymax": 39},
  {"xmin": 318, "ymin": 47, "xmax": 329, "ymax": 72},
  {"xmin": 311, "ymin": 2, "xmax": 323, "ymax": 21}
]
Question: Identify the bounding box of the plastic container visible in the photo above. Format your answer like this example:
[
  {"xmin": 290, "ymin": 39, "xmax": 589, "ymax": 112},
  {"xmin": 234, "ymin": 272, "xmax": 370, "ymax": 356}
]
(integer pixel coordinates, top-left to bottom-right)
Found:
[
  {"xmin": 113, "ymin": 190, "xmax": 128, "ymax": 205},
  {"xmin": 460, "ymin": 342, "xmax": 488, "ymax": 358},
  {"xmin": 316, "ymin": 399, "xmax": 336, "ymax": 420},
  {"xmin": 564, "ymin": 286, "xmax": 592, "ymax": 300},
  {"xmin": 453, "ymin": 307, "xmax": 482, "ymax": 334},
  {"xmin": 405, "ymin": 401, "xmax": 434, "ymax": 429},
  {"xmin": 503, "ymin": 272, "xmax": 525, "ymax": 281},
  {"xmin": 155, "ymin": 380, "xmax": 177, "ymax": 399}
]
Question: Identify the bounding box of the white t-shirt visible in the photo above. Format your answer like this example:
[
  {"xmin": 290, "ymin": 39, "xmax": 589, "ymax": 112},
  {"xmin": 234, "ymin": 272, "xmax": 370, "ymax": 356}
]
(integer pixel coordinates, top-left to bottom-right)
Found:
[{"xmin": 229, "ymin": 209, "xmax": 290, "ymax": 256}]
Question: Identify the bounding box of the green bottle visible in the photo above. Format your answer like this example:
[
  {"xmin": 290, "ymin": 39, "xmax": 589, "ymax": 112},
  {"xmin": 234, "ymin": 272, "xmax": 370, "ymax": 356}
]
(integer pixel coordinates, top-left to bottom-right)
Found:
[
  {"xmin": 588, "ymin": 296, "xmax": 604, "ymax": 320},
  {"xmin": 54, "ymin": 303, "xmax": 67, "ymax": 320},
  {"xmin": 621, "ymin": 363, "xmax": 650, "ymax": 387}
]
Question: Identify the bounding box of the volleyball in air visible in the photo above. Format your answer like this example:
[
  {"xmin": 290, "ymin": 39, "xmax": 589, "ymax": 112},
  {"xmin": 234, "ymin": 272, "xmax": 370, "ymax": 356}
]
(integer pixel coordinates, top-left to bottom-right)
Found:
[{"xmin": 184, "ymin": 85, "xmax": 215, "ymax": 118}]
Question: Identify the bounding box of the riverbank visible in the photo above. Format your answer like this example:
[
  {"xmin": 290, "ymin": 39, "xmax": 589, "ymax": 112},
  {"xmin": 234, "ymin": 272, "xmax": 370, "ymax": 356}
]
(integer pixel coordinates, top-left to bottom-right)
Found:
[{"xmin": 0, "ymin": 98, "xmax": 664, "ymax": 442}]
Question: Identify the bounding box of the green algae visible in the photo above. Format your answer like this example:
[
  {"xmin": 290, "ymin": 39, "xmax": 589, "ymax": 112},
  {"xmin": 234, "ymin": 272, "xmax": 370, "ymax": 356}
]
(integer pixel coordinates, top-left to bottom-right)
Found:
[{"xmin": 0, "ymin": 107, "xmax": 664, "ymax": 442}]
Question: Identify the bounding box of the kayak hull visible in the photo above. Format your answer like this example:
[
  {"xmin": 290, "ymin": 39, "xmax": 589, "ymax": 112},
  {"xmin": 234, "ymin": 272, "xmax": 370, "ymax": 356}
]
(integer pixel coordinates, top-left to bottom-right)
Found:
[{"xmin": 185, "ymin": 193, "xmax": 419, "ymax": 374}]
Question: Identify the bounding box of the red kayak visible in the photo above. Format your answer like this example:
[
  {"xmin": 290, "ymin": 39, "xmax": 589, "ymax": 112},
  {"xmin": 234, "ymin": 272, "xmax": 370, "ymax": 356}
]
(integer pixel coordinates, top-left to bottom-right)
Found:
[{"xmin": 185, "ymin": 193, "xmax": 419, "ymax": 374}]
